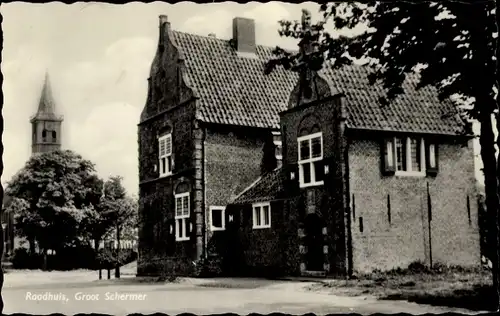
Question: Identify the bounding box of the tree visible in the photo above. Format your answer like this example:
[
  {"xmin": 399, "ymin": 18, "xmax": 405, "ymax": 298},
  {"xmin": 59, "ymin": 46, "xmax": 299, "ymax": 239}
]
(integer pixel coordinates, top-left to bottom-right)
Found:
[
  {"xmin": 100, "ymin": 176, "xmax": 138, "ymax": 278},
  {"xmin": 266, "ymin": 0, "xmax": 498, "ymax": 307},
  {"xmin": 78, "ymin": 175, "xmax": 109, "ymax": 250},
  {"xmin": 5, "ymin": 150, "xmax": 101, "ymax": 257}
]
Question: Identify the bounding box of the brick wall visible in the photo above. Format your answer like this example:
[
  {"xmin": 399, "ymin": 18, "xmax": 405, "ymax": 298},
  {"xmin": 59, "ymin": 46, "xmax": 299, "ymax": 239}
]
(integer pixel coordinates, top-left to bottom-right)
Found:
[
  {"xmin": 278, "ymin": 96, "xmax": 348, "ymax": 276},
  {"xmin": 137, "ymin": 21, "xmax": 201, "ymax": 276},
  {"xmin": 137, "ymin": 101, "xmax": 197, "ymax": 276},
  {"xmin": 204, "ymin": 125, "xmax": 268, "ymax": 230},
  {"xmin": 348, "ymin": 136, "xmax": 480, "ymax": 273}
]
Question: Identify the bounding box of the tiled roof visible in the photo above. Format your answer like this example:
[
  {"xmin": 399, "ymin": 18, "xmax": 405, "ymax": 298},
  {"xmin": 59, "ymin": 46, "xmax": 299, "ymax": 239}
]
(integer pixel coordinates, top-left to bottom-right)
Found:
[
  {"xmin": 170, "ymin": 31, "xmax": 465, "ymax": 135},
  {"xmin": 231, "ymin": 167, "xmax": 286, "ymax": 205}
]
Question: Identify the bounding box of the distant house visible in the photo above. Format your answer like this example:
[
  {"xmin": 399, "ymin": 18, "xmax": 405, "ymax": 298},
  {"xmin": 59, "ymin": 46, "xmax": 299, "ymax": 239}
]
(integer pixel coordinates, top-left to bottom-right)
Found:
[{"xmin": 137, "ymin": 14, "xmax": 479, "ymax": 277}]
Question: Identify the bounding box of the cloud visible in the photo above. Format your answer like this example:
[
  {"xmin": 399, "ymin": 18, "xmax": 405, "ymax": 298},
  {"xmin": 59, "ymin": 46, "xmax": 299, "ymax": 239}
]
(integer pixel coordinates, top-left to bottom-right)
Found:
[
  {"xmin": 2, "ymin": 37, "xmax": 155, "ymax": 194},
  {"xmin": 68, "ymin": 101, "xmax": 140, "ymax": 196},
  {"xmin": 181, "ymin": 9, "xmax": 234, "ymax": 39},
  {"xmin": 1, "ymin": 47, "xmax": 51, "ymax": 185},
  {"xmin": 180, "ymin": 3, "xmax": 299, "ymax": 49}
]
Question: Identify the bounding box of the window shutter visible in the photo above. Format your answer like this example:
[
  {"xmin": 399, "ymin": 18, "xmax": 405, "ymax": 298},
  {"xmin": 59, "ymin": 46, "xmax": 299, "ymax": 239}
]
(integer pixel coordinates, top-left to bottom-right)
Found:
[
  {"xmin": 286, "ymin": 163, "xmax": 300, "ymax": 194},
  {"xmin": 381, "ymin": 138, "xmax": 395, "ymax": 175},
  {"xmin": 166, "ymin": 135, "xmax": 172, "ymax": 155},
  {"xmin": 426, "ymin": 143, "xmax": 439, "ymax": 176},
  {"xmin": 314, "ymin": 159, "xmax": 325, "ymax": 183}
]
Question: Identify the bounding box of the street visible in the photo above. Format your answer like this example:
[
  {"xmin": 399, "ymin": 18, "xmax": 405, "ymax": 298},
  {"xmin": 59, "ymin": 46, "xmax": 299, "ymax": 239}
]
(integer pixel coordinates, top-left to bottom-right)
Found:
[{"xmin": 2, "ymin": 270, "xmax": 480, "ymax": 315}]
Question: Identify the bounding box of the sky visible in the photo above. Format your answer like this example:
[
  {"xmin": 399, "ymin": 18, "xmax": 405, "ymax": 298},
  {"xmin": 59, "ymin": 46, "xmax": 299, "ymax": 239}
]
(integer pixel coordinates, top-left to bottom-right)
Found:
[{"xmin": 0, "ymin": 2, "xmax": 486, "ymax": 196}]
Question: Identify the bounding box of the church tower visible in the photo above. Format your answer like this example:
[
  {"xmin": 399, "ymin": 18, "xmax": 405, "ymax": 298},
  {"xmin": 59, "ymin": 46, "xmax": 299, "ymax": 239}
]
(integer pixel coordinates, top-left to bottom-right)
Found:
[{"xmin": 30, "ymin": 72, "xmax": 63, "ymax": 155}]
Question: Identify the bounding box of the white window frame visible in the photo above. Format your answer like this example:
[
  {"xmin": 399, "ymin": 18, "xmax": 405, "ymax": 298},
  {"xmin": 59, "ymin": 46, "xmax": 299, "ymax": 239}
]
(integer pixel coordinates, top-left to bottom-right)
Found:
[
  {"xmin": 391, "ymin": 136, "xmax": 426, "ymax": 177},
  {"xmin": 297, "ymin": 132, "xmax": 324, "ymax": 188},
  {"xmin": 210, "ymin": 206, "xmax": 226, "ymax": 231},
  {"xmin": 252, "ymin": 202, "xmax": 271, "ymax": 229},
  {"xmin": 272, "ymin": 131, "xmax": 283, "ymax": 161},
  {"xmin": 174, "ymin": 192, "xmax": 190, "ymax": 241},
  {"xmin": 158, "ymin": 133, "xmax": 173, "ymax": 177}
]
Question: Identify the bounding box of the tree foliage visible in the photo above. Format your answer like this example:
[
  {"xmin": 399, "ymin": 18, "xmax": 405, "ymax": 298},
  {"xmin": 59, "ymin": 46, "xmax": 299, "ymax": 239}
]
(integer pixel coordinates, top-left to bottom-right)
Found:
[
  {"xmin": 4, "ymin": 150, "xmax": 138, "ymax": 276},
  {"xmin": 100, "ymin": 176, "xmax": 138, "ymax": 243},
  {"xmin": 5, "ymin": 150, "xmax": 100, "ymax": 252}
]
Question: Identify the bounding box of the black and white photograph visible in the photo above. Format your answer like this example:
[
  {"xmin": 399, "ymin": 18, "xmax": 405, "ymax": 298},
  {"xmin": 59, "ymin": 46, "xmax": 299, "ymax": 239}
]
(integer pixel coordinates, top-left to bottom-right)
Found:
[{"xmin": 0, "ymin": 1, "xmax": 498, "ymax": 315}]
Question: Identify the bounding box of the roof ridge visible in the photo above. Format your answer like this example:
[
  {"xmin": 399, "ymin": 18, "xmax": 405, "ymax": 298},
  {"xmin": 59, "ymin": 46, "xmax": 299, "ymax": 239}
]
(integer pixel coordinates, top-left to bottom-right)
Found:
[{"xmin": 172, "ymin": 29, "xmax": 298, "ymax": 54}]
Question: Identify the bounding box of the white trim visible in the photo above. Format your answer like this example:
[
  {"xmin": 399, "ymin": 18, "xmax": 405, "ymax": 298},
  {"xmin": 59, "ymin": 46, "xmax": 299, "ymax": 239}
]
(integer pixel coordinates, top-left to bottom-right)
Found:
[
  {"xmin": 297, "ymin": 131, "xmax": 323, "ymax": 143},
  {"xmin": 429, "ymin": 144, "xmax": 436, "ymax": 168},
  {"xmin": 298, "ymin": 132, "xmax": 324, "ymax": 188},
  {"xmin": 386, "ymin": 140, "xmax": 393, "ymax": 167},
  {"xmin": 252, "ymin": 202, "xmax": 271, "ymax": 229},
  {"xmin": 209, "ymin": 206, "xmax": 226, "ymax": 231},
  {"xmin": 174, "ymin": 192, "xmax": 190, "ymax": 241},
  {"xmin": 273, "ymin": 136, "xmax": 283, "ymax": 161},
  {"xmin": 158, "ymin": 133, "xmax": 173, "ymax": 177}
]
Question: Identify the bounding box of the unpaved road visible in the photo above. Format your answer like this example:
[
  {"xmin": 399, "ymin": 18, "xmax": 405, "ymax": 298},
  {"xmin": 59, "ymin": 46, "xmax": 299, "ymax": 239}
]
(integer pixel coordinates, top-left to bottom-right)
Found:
[{"xmin": 2, "ymin": 270, "xmax": 480, "ymax": 315}]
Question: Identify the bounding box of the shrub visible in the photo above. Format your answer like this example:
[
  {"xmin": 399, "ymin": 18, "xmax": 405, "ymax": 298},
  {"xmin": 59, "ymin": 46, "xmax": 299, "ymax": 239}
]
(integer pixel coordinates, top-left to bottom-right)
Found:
[
  {"xmin": 193, "ymin": 256, "xmax": 223, "ymax": 278},
  {"xmin": 11, "ymin": 248, "xmax": 42, "ymax": 269}
]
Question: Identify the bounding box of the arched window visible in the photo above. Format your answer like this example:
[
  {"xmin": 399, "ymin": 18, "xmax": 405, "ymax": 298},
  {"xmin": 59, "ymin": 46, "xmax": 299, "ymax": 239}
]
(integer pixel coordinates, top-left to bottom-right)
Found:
[
  {"xmin": 174, "ymin": 181, "xmax": 191, "ymax": 242},
  {"xmin": 52, "ymin": 131, "xmax": 57, "ymax": 143},
  {"xmin": 42, "ymin": 129, "xmax": 47, "ymax": 142}
]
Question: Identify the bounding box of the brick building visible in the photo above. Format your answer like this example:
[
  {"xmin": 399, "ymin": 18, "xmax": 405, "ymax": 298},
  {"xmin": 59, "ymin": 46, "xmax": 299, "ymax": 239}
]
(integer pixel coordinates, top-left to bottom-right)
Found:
[{"xmin": 137, "ymin": 14, "xmax": 480, "ymax": 277}]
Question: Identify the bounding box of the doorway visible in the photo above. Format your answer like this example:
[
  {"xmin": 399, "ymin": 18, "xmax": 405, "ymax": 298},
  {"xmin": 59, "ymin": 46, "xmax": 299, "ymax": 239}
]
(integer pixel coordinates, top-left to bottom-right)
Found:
[{"xmin": 304, "ymin": 213, "xmax": 324, "ymax": 271}]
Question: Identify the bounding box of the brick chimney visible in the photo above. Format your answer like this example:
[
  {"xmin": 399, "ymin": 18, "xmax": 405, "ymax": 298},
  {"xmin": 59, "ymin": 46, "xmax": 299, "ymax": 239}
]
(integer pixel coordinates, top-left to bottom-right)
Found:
[
  {"xmin": 232, "ymin": 17, "xmax": 256, "ymax": 55},
  {"xmin": 159, "ymin": 15, "xmax": 169, "ymax": 46}
]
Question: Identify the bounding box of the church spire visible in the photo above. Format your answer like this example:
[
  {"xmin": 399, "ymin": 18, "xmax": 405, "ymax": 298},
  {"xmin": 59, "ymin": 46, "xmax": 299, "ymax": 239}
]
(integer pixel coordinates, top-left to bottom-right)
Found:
[
  {"xmin": 31, "ymin": 71, "xmax": 62, "ymax": 122},
  {"xmin": 30, "ymin": 70, "xmax": 63, "ymax": 155}
]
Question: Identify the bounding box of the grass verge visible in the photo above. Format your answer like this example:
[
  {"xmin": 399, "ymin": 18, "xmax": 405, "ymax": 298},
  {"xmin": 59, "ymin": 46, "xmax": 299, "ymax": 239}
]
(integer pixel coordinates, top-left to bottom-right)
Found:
[{"xmin": 307, "ymin": 262, "xmax": 495, "ymax": 311}]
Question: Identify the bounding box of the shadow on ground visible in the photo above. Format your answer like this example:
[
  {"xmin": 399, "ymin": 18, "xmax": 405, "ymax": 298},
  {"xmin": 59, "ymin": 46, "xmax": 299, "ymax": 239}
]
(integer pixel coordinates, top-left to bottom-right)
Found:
[{"xmin": 381, "ymin": 284, "xmax": 497, "ymax": 312}]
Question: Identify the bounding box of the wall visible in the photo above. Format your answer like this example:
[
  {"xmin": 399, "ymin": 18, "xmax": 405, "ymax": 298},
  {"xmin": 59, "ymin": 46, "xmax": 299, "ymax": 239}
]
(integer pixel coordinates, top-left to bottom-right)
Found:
[
  {"xmin": 235, "ymin": 202, "xmax": 285, "ymax": 276},
  {"xmin": 137, "ymin": 21, "xmax": 200, "ymax": 276},
  {"xmin": 279, "ymin": 96, "xmax": 348, "ymax": 276},
  {"xmin": 137, "ymin": 101, "xmax": 197, "ymax": 276},
  {"xmin": 348, "ymin": 136, "xmax": 480, "ymax": 273},
  {"xmin": 32, "ymin": 119, "xmax": 62, "ymax": 154},
  {"xmin": 204, "ymin": 124, "xmax": 269, "ymax": 231}
]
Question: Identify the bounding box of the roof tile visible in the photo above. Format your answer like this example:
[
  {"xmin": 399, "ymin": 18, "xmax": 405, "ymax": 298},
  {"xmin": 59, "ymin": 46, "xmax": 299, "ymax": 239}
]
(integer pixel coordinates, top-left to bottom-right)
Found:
[{"xmin": 171, "ymin": 31, "xmax": 465, "ymax": 135}]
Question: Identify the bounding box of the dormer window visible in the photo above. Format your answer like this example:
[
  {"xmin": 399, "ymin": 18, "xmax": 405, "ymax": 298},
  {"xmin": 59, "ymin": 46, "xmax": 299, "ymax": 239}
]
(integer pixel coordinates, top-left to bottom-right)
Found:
[
  {"xmin": 382, "ymin": 137, "xmax": 439, "ymax": 177},
  {"xmin": 298, "ymin": 132, "xmax": 324, "ymax": 187},
  {"xmin": 158, "ymin": 133, "xmax": 173, "ymax": 177}
]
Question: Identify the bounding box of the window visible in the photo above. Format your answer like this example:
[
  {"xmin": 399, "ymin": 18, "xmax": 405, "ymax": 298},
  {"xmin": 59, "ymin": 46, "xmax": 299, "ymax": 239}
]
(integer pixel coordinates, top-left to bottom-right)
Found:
[
  {"xmin": 428, "ymin": 144, "xmax": 437, "ymax": 169},
  {"xmin": 42, "ymin": 129, "xmax": 47, "ymax": 142},
  {"xmin": 158, "ymin": 134, "xmax": 173, "ymax": 177},
  {"xmin": 272, "ymin": 131, "xmax": 282, "ymax": 161},
  {"xmin": 252, "ymin": 202, "xmax": 271, "ymax": 229},
  {"xmin": 51, "ymin": 131, "xmax": 57, "ymax": 143},
  {"xmin": 210, "ymin": 206, "xmax": 225, "ymax": 231},
  {"xmin": 386, "ymin": 137, "xmax": 426, "ymax": 176},
  {"xmin": 174, "ymin": 192, "xmax": 190, "ymax": 241},
  {"xmin": 298, "ymin": 132, "xmax": 324, "ymax": 187}
]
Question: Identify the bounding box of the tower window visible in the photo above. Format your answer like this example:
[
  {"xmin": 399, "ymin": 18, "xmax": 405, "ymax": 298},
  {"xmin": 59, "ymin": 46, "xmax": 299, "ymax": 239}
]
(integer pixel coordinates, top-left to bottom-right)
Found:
[
  {"xmin": 52, "ymin": 131, "xmax": 57, "ymax": 143},
  {"xmin": 42, "ymin": 129, "xmax": 47, "ymax": 142}
]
